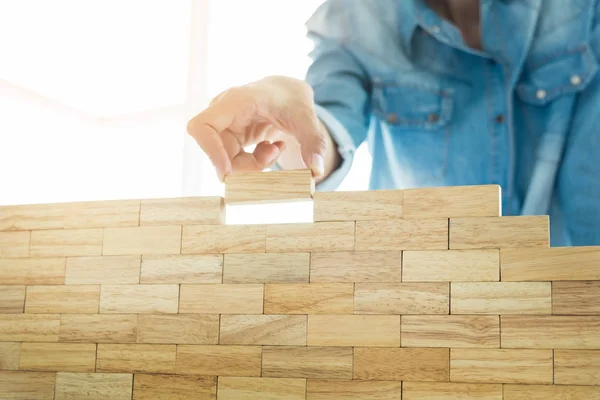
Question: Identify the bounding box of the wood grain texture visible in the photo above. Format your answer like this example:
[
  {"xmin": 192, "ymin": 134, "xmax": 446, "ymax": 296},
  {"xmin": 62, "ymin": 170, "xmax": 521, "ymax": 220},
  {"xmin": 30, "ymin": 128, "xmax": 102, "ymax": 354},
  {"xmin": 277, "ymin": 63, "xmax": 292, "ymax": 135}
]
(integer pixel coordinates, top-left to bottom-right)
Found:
[
  {"xmin": 353, "ymin": 347, "xmax": 449, "ymax": 381},
  {"xmin": 25, "ymin": 285, "xmax": 100, "ymax": 314},
  {"xmin": 262, "ymin": 346, "xmax": 352, "ymax": 379},
  {"xmin": 450, "ymin": 282, "xmax": 551, "ymax": 314},
  {"xmin": 354, "ymin": 283, "xmax": 449, "ymax": 315},
  {"xmin": 224, "ymin": 169, "xmax": 314, "ymax": 204},
  {"xmin": 179, "ymin": 284, "xmax": 263, "ymax": 314},
  {"xmin": 0, "ymin": 342, "xmax": 20, "ymax": 370},
  {"xmin": 137, "ymin": 314, "xmax": 219, "ymax": 344},
  {"xmin": 450, "ymin": 216, "xmax": 549, "ymax": 249},
  {"xmin": 0, "ymin": 257, "xmax": 65, "ymax": 284},
  {"xmin": 55, "ymin": 372, "xmax": 133, "ymax": 400},
  {"xmin": 182, "ymin": 224, "xmax": 266, "ymax": 254},
  {"xmin": 313, "ymin": 190, "xmax": 403, "ymax": 222},
  {"xmin": 402, "ymin": 250, "xmax": 499, "ymax": 282},
  {"xmin": 552, "ymin": 281, "xmax": 600, "ymax": 315},
  {"xmin": 450, "ymin": 349, "xmax": 552, "ymax": 384},
  {"xmin": 140, "ymin": 196, "xmax": 224, "ymax": 225},
  {"xmin": 103, "ymin": 226, "xmax": 182, "ymax": 256},
  {"xmin": 96, "ymin": 344, "xmax": 176, "ymax": 373},
  {"xmin": 266, "ymin": 222, "xmax": 355, "ymax": 252},
  {"xmin": 218, "ymin": 377, "xmax": 306, "ymax": 400},
  {"xmin": 133, "ymin": 374, "xmax": 216, "ymax": 400},
  {"xmin": 0, "ymin": 371, "xmax": 56, "ymax": 400},
  {"xmin": 100, "ymin": 285, "xmax": 179, "ymax": 314},
  {"xmin": 310, "ymin": 251, "xmax": 401, "ymax": 283},
  {"xmin": 220, "ymin": 315, "xmax": 307, "ymax": 346},
  {"xmin": 19, "ymin": 342, "xmax": 96, "ymax": 372},
  {"xmin": 501, "ymin": 316, "xmax": 600, "ymax": 349},
  {"xmin": 401, "ymin": 315, "xmax": 499, "ymax": 348},
  {"xmin": 223, "ymin": 253, "xmax": 309, "ymax": 283},
  {"xmin": 503, "ymin": 384, "xmax": 600, "ymax": 400},
  {"xmin": 402, "ymin": 382, "xmax": 502, "ymax": 400},
  {"xmin": 59, "ymin": 314, "xmax": 137, "ymax": 343},
  {"xmin": 176, "ymin": 345, "xmax": 261, "ymax": 376},
  {"xmin": 307, "ymin": 315, "xmax": 400, "ymax": 347},
  {"xmin": 0, "ymin": 314, "xmax": 60, "ymax": 342},
  {"xmin": 307, "ymin": 379, "xmax": 402, "ymax": 400},
  {"xmin": 66, "ymin": 255, "xmax": 140, "ymax": 284},
  {"xmin": 0, "ymin": 231, "xmax": 30, "ymax": 257},
  {"xmin": 355, "ymin": 219, "xmax": 448, "ymax": 251},
  {"xmin": 30, "ymin": 228, "xmax": 103, "ymax": 257},
  {"xmin": 141, "ymin": 254, "xmax": 223, "ymax": 284},
  {"xmin": 554, "ymin": 350, "xmax": 600, "ymax": 385},
  {"xmin": 264, "ymin": 283, "xmax": 353, "ymax": 314},
  {"xmin": 0, "ymin": 285, "xmax": 25, "ymax": 313}
]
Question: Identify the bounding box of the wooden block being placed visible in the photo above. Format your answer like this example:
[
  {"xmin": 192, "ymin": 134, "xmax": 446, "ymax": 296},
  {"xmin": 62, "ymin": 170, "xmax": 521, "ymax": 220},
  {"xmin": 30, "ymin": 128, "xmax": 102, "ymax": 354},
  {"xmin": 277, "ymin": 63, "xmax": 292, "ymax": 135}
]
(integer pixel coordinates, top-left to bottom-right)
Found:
[
  {"xmin": 503, "ymin": 384, "xmax": 600, "ymax": 400},
  {"xmin": 0, "ymin": 371, "xmax": 56, "ymax": 400},
  {"xmin": 554, "ymin": 350, "xmax": 600, "ymax": 385},
  {"xmin": 0, "ymin": 342, "xmax": 20, "ymax": 370},
  {"xmin": 141, "ymin": 254, "xmax": 223, "ymax": 284},
  {"xmin": 355, "ymin": 219, "xmax": 448, "ymax": 251},
  {"xmin": 220, "ymin": 315, "xmax": 307, "ymax": 346},
  {"xmin": 266, "ymin": 222, "xmax": 355, "ymax": 252},
  {"xmin": 55, "ymin": 372, "xmax": 133, "ymax": 400},
  {"xmin": 313, "ymin": 190, "xmax": 403, "ymax": 222},
  {"xmin": 354, "ymin": 348, "xmax": 449, "ymax": 381},
  {"xmin": 133, "ymin": 374, "xmax": 216, "ymax": 400},
  {"xmin": 501, "ymin": 316, "xmax": 600, "ymax": 349},
  {"xmin": 30, "ymin": 228, "xmax": 103, "ymax": 257},
  {"xmin": 308, "ymin": 315, "xmax": 400, "ymax": 347},
  {"xmin": 402, "ymin": 382, "xmax": 502, "ymax": 400},
  {"xmin": 224, "ymin": 169, "xmax": 314, "ymax": 204},
  {"xmin": 103, "ymin": 226, "xmax": 182, "ymax": 255},
  {"xmin": 179, "ymin": 284, "xmax": 263, "ymax": 314},
  {"xmin": 25, "ymin": 285, "xmax": 100, "ymax": 314},
  {"xmin": 264, "ymin": 283, "xmax": 353, "ymax": 314},
  {"xmin": 450, "ymin": 216, "xmax": 548, "ymax": 249},
  {"xmin": 20, "ymin": 342, "xmax": 96, "ymax": 372},
  {"xmin": 223, "ymin": 253, "xmax": 309, "ymax": 283},
  {"xmin": 59, "ymin": 314, "xmax": 138, "ymax": 343},
  {"xmin": 262, "ymin": 346, "xmax": 352, "ymax": 379},
  {"xmin": 137, "ymin": 314, "xmax": 219, "ymax": 344},
  {"xmin": 354, "ymin": 283, "xmax": 449, "ymax": 315},
  {"xmin": 100, "ymin": 285, "xmax": 179, "ymax": 314},
  {"xmin": 97, "ymin": 344, "xmax": 176, "ymax": 373},
  {"xmin": 0, "ymin": 285, "xmax": 25, "ymax": 313},
  {"xmin": 140, "ymin": 196, "xmax": 224, "ymax": 225},
  {"xmin": 310, "ymin": 251, "xmax": 401, "ymax": 283},
  {"xmin": 501, "ymin": 246, "xmax": 600, "ymax": 281},
  {"xmin": 450, "ymin": 282, "xmax": 551, "ymax": 314},
  {"xmin": 402, "ymin": 250, "xmax": 499, "ymax": 282},
  {"xmin": 450, "ymin": 349, "xmax": 552, "ymax": 384},
  {"xmin": 553, "ymin": 281, "xmax": 600, "ymax": 315},
  {"xmin": 0, "ymin": 231, "xmax": 30, "ymax": 257},
  {"xmin": 0, "ymin": 314, "xmax": 60, "ymax": 342},
  {"xmin": 401, "ymin": 315, "xmax": 499, "ymax": 348},
  {"xmin": 307, "ymin": 379, "xmax": 402, "ymax": 400},
  {"xmin": 66, "ymin": 256, "xmax": 141, "ymax": 284},
  {"xmin": 218, "ymin": 377, "xmax": 306, "ymax": 400},
  {"xmin": 0, "ymin": 257, "xmax": 65, "ymax": 284},
  {"xmin": 182, "ymin": 224, "xmax": 266, "ymax": 253},
  {"xmin": 176, "ymin": 345, "xmax": 262, "ymax": 376}
]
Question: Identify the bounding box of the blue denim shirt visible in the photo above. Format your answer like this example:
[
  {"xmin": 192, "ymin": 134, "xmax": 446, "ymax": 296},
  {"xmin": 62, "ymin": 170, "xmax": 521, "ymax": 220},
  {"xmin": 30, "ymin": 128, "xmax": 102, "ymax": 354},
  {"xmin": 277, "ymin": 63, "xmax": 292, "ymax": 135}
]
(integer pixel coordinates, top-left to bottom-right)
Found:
[{"xmin": 306, "ymin": 0, "xmax": 600, "ymax": 246}]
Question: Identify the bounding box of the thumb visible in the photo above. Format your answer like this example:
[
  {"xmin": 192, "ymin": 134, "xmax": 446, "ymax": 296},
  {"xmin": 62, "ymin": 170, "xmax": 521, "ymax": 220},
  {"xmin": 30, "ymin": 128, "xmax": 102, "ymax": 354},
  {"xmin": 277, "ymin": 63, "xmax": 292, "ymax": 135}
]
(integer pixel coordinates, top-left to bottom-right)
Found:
[{"xmin": 286, "ymin": 109, "xmax": 328, "ymax": 177}]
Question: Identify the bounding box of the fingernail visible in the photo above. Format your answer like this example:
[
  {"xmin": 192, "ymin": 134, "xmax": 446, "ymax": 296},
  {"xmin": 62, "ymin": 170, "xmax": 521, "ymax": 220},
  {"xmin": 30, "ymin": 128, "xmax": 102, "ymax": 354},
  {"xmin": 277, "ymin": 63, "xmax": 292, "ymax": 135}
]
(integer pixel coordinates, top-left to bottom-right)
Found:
[
  {"xmin": 266, "ymin": 148, "xmax": 280, "ymax": 165},
  {"xmin": 311, "ymin": 154, "xmax": 325, "ymax": 176}
]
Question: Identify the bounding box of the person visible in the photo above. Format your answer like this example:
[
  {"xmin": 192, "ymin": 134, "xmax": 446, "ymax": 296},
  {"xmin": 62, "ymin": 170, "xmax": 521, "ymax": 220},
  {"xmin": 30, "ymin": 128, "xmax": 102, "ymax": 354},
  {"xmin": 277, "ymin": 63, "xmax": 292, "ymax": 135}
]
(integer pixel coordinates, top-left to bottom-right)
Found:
[{"xmin": 186, "ymin": 0, "xmax": 600, "ymax": 247}]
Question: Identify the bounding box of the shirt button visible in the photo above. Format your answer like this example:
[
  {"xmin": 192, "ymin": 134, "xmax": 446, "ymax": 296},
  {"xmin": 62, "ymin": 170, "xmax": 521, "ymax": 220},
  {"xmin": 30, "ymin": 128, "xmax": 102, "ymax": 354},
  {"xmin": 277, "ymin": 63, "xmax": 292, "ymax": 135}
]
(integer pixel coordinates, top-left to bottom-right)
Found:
[
  {"xmin": 428, "ymin": 113, "xmax": 439, "ymax": 123},
  {"xmin": 387, "ymin": 113, "xmax": 398, "ymax": 124},
  {"xmin": 570, "ymin": 74, "xmax": 582, "ymax": 86},
  {"xmin": 431, "ymin": 25, "xmax": 441, "ymax": 33},
  {"xmin": 495, "ymin": 114, "xmax": 505, "ymax": 124},
  {"xmin": 536, "ymin": 89, "xmax": 547, "ymax": 100}
]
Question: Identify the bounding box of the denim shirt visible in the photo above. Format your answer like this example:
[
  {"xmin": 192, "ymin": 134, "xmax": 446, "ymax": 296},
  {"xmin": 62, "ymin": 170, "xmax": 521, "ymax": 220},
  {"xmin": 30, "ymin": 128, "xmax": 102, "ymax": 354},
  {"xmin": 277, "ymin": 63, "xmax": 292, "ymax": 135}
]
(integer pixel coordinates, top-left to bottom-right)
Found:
[{"xmin": 306, "ymin": 0, "xmax": 600, "ymax": 246}]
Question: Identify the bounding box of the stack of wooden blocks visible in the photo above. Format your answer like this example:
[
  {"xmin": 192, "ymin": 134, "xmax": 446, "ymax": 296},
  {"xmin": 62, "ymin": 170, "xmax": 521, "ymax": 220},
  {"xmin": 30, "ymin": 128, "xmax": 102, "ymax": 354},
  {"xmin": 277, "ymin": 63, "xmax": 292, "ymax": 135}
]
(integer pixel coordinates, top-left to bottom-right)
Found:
[{"xmin": 0, "ymin": 169, "xmax": 598, "ymax": 399}]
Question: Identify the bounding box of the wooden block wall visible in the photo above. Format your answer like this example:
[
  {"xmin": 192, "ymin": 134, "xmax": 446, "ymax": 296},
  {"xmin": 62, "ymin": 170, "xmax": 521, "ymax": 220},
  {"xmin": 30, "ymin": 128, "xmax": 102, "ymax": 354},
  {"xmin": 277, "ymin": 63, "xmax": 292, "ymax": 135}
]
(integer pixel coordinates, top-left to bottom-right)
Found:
[{"xmin": 1, "ymin": 179, "xmax": 599, "ymax": 399}]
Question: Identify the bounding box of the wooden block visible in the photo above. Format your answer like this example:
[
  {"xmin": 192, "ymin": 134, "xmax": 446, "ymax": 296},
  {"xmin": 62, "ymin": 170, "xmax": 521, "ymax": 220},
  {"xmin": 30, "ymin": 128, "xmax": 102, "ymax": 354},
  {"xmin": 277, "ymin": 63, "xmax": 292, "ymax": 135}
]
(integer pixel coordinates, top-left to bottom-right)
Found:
[
  {"xmin": 0, "ymin": 257, "xmax": 65, "ymax": 284},
  {"xmin": 0, "ymin": 199, "xmax": 140, "ymax": 231},
  {"xmin": 355, "ymin": 219, "xmax": 448, "ymax": 251},
  {"xmin": 133, "ymin": 374, "xmax": 216, "ymax": 400},
  {"xmin": 501, "ymin": 246, "xmax": 600, "ymax": 281},
  {"xmin": 97, "ymin": 344, "xmax": 176, "ymax": 373},
  {"xmin": 553, "ymin": 281, "xmax": 600, "ymax": 315},
  {"xmin": 179, "ymin": 284, "xmax": 263, "ymax": 314},
  {"xmin": 220, "ymin": 315, "xmax": 307, "ymax": 345},
  {"xmin": 0, "ymin": 371, "xmax": 56, "ymax": 400},
  {"xmin": 30, "ymin": 228, "xmax": 103, "ymax": 257},
  {"xmin": 224, "ymin": 169, "xmax": 314, "ymax": 204},
  {"xmin": 137, "ymin": 314, "xmax": 219, "ymax": 344},
  {"xmin": 401, "ymin": 315, "xmax": 499, "ymax": 348},
  {"xmin": 354, "ymin": 348, "xmax": 449, "ymax": 381},
  {"xmin": 0, "ymin": 314, "xmax": 59, "ymax": 342},
  {"xmin": 66, "ymin": 255, "xmax": 141, "ymax": 284},
  {"xmin": 307, "ymin": 379, "xmax": 402, "ymax": 400},
  {"xmin": 141, "ymin": 254, "xmax": 222, "ymax": 284},
  {"xmin": 503, "ymin": 384, "xmax": 600, "ymax": 400},
  {"xmin": 310, "ymin": 251, "xmax": 401, "ymax": 283},
  {"xmin": 20, "ymin": 342, "xmax": 96, "ymax": 372},
  {"xmin": 140, "ymin": 196, "xmax": 224, "ymax": 225},
  {"xmin": 554, "ymin": 350, "xmax": 600, "ymax": 385},
  {"xmin": 59, "ymin": 314, "xmax": 138, "ymax": 343},
  {"xmin": 450, "ymin": 349, "xmax": 552, "ymax": 384},
  {"xmin": 308, "ymin": 315, "xmax": 400, "ymax": 347},
  {"xmin": 450, "ymin": 216, "xmax": 549, "ymax": 249},
  {"xmin": 403, "ymin": 185, "xmax": 501, "ymax": 219},
  {"xmin": 264, "ymin": 283, "xmax": 353, "ymax": 314},
  {"xmin": 313, "ymin": 190, "xmax": 403, "ymax": 222},
  {"xmin": 501, "ymin": 316, "xmax": 600, "ymax": 349},
  {"xmin": 354, "ymin": 283, "xmax": 449, "ymax": 315},
  {"xmin": 182, "ymin": 224, "xmax": 266, "ymax": 254},
  {"xmin": 266, "ymin": 222, "xmax": 355, "ymax": 252},
  {"xmin": 223, "ymin": 253, "xmax": 309, "ymax": 283},
  {"xmin": 25, "ymin": 285, "xmax": 100, "ymax": 314},
  {"xmin": 100, "ymin": 285, "xmax": 179, "ymax": 314},
  {"xmin": 262, "ymin": 346, "xmax": 352, "ymax": 379},
  {"xmin": 176, "ymin": 345, "xmax": 261, "ymax": 376},
  {"xmin": 0, "ymin": 342, "xmax": 20, "ymax": 370},
  {"xmin": 402, "ymin": 250, "xmax": 499, "ymax": 282},
  {"xmin": 55, "ymin": 372, "xmax": 133, "ymax": 400},
  {"xmin": 0, "ymin": 231, "xmax": 30, "ymax": 257},
  {"xmin": 218, "ymin": 377, "xmax": 306, "ymax": 400},
  {"xmin": 103, "ymin": 226, "xmax": 182, "ymax": 256},
  {"xmin": 402, "ymin": 382, "xmax": 502, "ymax": 400},
  {"xmin": 450, "ymin": 282, "xmax": 551, "ymax": 314},
  {"xmin": 0, "ymin": 285, "xmax": 25, "ymax": 313}
]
